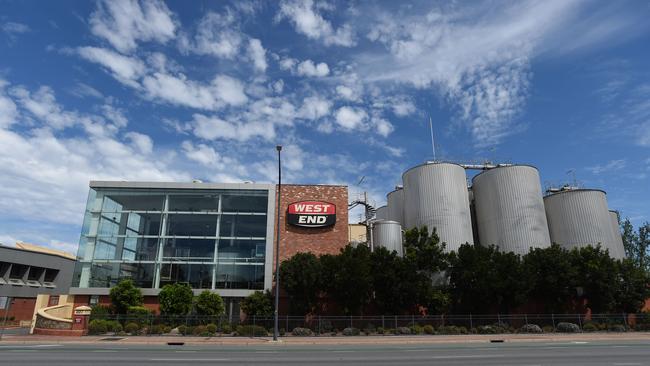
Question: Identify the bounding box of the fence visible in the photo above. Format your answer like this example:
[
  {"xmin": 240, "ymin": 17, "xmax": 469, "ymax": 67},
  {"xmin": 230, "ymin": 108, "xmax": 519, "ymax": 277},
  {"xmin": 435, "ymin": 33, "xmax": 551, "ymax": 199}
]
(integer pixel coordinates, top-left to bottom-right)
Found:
[{"xmin": 89, "ymin": 312, "xmax": 650, "ymax": 336}]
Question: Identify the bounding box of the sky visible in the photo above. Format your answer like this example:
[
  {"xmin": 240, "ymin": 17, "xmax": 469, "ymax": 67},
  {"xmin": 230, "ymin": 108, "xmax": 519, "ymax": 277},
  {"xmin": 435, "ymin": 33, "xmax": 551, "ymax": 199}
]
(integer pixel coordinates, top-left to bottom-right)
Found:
[{"xmin": 1, "ymin": 0, "xmax": 649, "ymax": 255}]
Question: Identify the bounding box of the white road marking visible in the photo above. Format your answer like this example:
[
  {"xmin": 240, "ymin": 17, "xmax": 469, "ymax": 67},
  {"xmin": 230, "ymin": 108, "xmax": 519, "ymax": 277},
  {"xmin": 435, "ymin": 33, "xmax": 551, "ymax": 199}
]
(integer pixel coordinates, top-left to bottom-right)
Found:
[{"xmin": 150, "ymin": 359, "xmax": 231, "ymax": 362}]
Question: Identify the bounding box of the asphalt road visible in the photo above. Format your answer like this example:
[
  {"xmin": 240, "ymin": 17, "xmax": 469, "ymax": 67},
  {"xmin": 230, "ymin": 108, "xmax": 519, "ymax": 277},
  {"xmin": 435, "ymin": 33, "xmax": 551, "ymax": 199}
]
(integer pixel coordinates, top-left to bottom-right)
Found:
[{"xmin": 1, "ymin": 340, "xmax": 649, "ymax": 365}]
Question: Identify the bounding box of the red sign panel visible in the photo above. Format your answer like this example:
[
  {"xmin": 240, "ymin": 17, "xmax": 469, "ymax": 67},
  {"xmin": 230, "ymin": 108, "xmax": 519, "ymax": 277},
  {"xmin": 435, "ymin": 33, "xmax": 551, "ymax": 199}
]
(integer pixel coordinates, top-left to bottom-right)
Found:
[{"xmin": 287, "ymin": 201, "xmax": 336, "ymax": 228}]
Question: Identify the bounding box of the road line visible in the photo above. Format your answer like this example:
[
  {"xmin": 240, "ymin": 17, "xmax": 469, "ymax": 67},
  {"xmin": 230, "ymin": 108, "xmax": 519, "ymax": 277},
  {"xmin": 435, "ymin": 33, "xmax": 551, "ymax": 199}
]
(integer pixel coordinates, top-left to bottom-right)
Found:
[{"xmin": 150, "ymin": 358, "xmax": 231, "ymax": 362}]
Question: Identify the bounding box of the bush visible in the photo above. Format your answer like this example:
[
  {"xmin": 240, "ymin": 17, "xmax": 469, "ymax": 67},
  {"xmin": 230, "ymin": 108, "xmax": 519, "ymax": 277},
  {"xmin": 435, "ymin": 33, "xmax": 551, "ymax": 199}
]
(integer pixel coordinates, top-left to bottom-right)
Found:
[
  {"xmin": 342, "ymin": 327, "xmax": 360, "ymax": 336},
  {"xmin": 109, "ymin": 279, "xmax": 143, "ymax": 314},
  {"xmin": 237, "ymin": 325, "xmax": 268, "ymax": 337},
  {"xmin": 519, "ymin": 324, "xmax": 542, "ymax": 333},
  {"xmin": 319, "ymin": 320, "xmax": 333, "ymax": 333},
  {"xmin": 162, "ymin": 325, "xmax": 172, "ymax": 334},
  {"xmin": 542, "ymin": 325, "xmax": 555, "ymax": 333},
  {"xmin": 607, "ymin": 324, "xmax": 626, "ymax": 332},
  {"xmin": 410, "ymin": 325, "xmax": 424, "ymax": 335},
  {"xmin": 107, "ymin": 320, "xmax": 122, "ymax": 333},
  {"xmin": 582, "ymin": 322, "xmax": 599, "ymax": 332},
  {"xmin": 88, "ymin": 319, "xmax": 108, "ymax": 335},
  {"xmin": 177, "ymin": 325, "xmax": 188, "ymax": 335},
  {"xmin": 127, "ymin": 306, "xmax": 152, "ymax": 325},
  {"xmin": 292, "ymin": 327, "xmax": 313, "ymax": 336},
  {"xmin": 206, "ymin": 323, "xmax": 217, "ymax": 334},
  {"xmin": 194, "ymin": 291, "xmax": 225, "ymax": 321},
  {"xmin": 279, "ymin": 328, "xmax": 286, "ymax": 336},
  {"xmin": 159, "ymin": 283, "xmax": 194, "ymax": 316},
  {"xmin": 124, "ymin": 322, "xmax": 140, "ymax": 334},
  {"xmin": 423, "ymin": 325, "xmax": 435, "ymax": 335},
  {"xmin": 240, "ymin": 290, "xmax": 273, "ymax": 317},
  {"xmin": 376, "ymin": 327, "xmax": 385, "ymax": 334},
  {"xmin": 148, "ymin": 324, "xmax": 164, "ymax": 335},
  {"xmin": 221, "ymin": 324, "xmax": 232, "ymax": 334},
  {"xmin": 438, "ymin": 325, "xmax": 462, "ymax": 335},
  {"xmin": 556, "ymin": 322, "xmax": 580, "ymax": 333},
  {"xmin": 90, "ymin": 305, "xmax": 112, "ymax": 320},
  {"xmin": 193, "ymin": 325, "xmax": 207, "ymax": 336},
  {"xmin": 395, "ymin": 327, "xmax": 411, "ymax": 335}
]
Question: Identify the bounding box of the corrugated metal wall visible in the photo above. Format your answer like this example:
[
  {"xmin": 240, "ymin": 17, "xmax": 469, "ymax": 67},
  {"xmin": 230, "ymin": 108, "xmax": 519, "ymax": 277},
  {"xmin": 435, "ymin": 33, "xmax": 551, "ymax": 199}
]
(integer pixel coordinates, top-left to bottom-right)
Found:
[
  {"xmin": 472, "ymin": 165, "xmax": 551, "ymax": 255},
  {"xmin": 403, "ymin": 162, "xmax": 474, "ymax": 252},
  {"xmin": 375, "ymin": 205, "xmax": 388, "ymax": 220},
  {"xmin": 608, "ymin": 210, "xmax": 626, "ymax": 260},
  {"xmin": 372, "ymin": 220, "xmax": 403, "ymax": 256},
  {"xmin": 386, "ymin": 188, "xmax": 404, "ymax": 225},
  {"xmin": 544, "ymin": 189, "xmax": 619, "ymax": 256}
]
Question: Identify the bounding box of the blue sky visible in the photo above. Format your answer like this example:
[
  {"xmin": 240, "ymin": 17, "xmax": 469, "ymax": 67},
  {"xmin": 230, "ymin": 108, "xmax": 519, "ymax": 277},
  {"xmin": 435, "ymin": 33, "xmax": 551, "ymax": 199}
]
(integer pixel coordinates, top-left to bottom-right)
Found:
[{"xmin": 1, "ymin": 0, "xmax": 649, "ymax": 254}]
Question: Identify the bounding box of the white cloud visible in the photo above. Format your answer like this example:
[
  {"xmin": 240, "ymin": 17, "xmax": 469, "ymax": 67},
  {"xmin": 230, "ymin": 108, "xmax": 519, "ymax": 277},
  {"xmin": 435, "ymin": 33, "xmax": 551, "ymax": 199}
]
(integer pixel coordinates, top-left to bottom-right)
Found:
[
  {"xmin": 335, "ymin": 106, "xmax": 367, "ymax": 130},
  {"xmin": 69, "ymin": 82, "xmax": 104, "ymax": 99},
  {"xmin": 180, "ymin": 11, "xmax": 241, "ymax": 59},
  {"xmin": 191, "ymin": 114, "xmax": 275, "ymax": 142},
  {"xmin": 125, "ymin": 131, "xmax": 153, "ymax": 154},
  {"xmin": 392, "ymin": 99, "xmax": 416, "ymax": 117},
  {"xmin": 10, "ymin": 85, "xmax": 77, "ymax": 129},
  {"xmin": 181, "ymin": 140, "xmax": 219, "ymax": 166},
  {"xmin": 272, "ymin": 80, "xmax": 284, "ymax": 93},
  {"xmin": 102, "ymin": 104, "xmax": 128, "ymax": 128},
  {"xmin": 77, "ymin": 46, "xmax": 146, "ymax": 87},
  {"xmin": 2, "ymin": 22, "xmax": 30, "ymax": 35},
  {"xmin": 89, "ymin": 0, "xmax": 177, "ymax": 53},
  {"xmin": 282, "ymin": 144, "xmax": 304, "ymax": 171},
  {"xmin": 296, "ymin": 59, "xmax": 330, "ymax": 77},
  {"xmin": 586, "ymin": 159, "xmax": 627, "ymax": 174},
  {"xmin": 247, "ymin": 38, "xmax": 267, "ymax": 72},
  {"xmin": 277, "ymin": 0, "xmax": 355, "ymax": 47},
  {"xmin": 299, "ymin": 96, "xmax": 331, "ymax": 120},
  {"xmin": 372, "ymin": 117, "xmax": 394, "ymax": 137},
  {"xmin": 336, "ymin": 85, "xmax": 357, "ymax": 101},
  {"xmin": 0, "ymin": 80, "xmax": 18, "ymax": 128}
]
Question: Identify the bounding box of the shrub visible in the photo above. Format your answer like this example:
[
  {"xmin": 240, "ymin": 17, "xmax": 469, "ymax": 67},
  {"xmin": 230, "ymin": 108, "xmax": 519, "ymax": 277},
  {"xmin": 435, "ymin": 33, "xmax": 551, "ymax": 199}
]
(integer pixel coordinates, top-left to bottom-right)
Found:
[
  {"xmin": 376, "ymin": 327, "xmax": 385, "ymax": 334},
  {"xmin": 88, "ymin": 320, "xmax": 108, "ymax": 335},
  {"xmin": 124, "ymin": 322, "xmax": 140, "ymax": 334},
  {"xmin": 423, "ymin": 325, "xmax": 435, "ymax": 335},
  {"xmin": 162, "ymin": 325, "xmax": 172, "ymax": 334},
  {"xmin": 127, "ymin": 306, "xmax": 152, "ymax": 325},
  {"xmin": 177, "ymin": 325, "xmax": 187, "ymax": 335},
  {"xmin": 159, "ymin": 283, "xmax": 194, "ymax": 316},
  {"xmin": 194, "ymin": 291, "xmax": 225, "ymax": 321},
  {"xmin": 410, "ymin": 325, "xmax": 424, "ymax": 335},
  {"xmin": 556, "ymin": 322, "xmax": 580, "ymax": 333},
  {"xmin": 319, "ymin": 320, "xmax": 333, "ymax": 333},
  {"xmin": 291, "ymin": 327, "xmax": 313, "ymax": 336},
  {"xmin": 206, "ymin": 323, "xmax": 217, "ymax": 334},
  {"xmin": 279, "ymin": 328, "xmax": 286, "ymax": 336},
  {"xmin": 221, "ymin": 324, "xmax": 232, "ymax": 334},
  {"xmin": 396, "ymin": 327, "xmax": 411, "ymax": 335},
  {"xmin": 519, "ymin": 324, "xmax": 542, "ymax": 333},
  {"xmin": 107, "ymin": 320, "xmax": 123, "ymax": 333},
  {"xmin": 342, "ymin": 327, "xmax": 360, "ymax": 336},
  {"xmin": 237, "ymin": 325, "xmax": 268, "ymax": 337},
  {"xmin": 607, "ymin": 324, "xmax": 626, "ymax": 332},
  {"xmin": 90, "ymin": 305, "xmax": 112, "ymax": 320},
  {"xmin": 542, "ymin": 325, "xmax": 555, "ymax": 333},
  {"xmin": 240, "ymin": 290, "xmax": 273, "ymax": 317},
  {"xmin": 193, "ymin": 325, "xmax": 207, "ymax": 336},
  {"xmin": 109, "ymin": 279, "xmax": 143, "ymax": 314},
  {"xmin": 582, "ymin": 322, "xmax": 599, "ymax": 332},
  {"xmin": 148, "ymin": 325, "xmax": 163, "ymax": 335},
  {"xmin": 438, "ymin": 325, "xmax": 462, "ymax": 335}
]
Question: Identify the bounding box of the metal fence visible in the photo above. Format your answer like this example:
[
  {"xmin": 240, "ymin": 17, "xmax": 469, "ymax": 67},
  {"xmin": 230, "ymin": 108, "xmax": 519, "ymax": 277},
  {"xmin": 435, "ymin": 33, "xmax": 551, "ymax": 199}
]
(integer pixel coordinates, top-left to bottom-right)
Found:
[{"xmin": 89, "ymin": 313, "xmax": 650, "ymax": 336}]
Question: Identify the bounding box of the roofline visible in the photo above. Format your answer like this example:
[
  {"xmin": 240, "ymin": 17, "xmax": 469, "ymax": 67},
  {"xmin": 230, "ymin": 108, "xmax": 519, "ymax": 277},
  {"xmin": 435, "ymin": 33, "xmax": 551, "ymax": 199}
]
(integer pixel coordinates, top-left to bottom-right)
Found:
[
  {"xmin": 90, "ymin": 181, "xmax": 274, "ymax": 190},
  {"xmin": 402, "ymin": 161, "xmax": 466, "ymax": 179},
  {"xmin": 0, "ymin": 244, "xmax": 76, "ymax": 262},
  {"xmin": 543, "ymin": 188, "xmax": 607, "ymax": 198},
  {"xmin": 471, "ymin": 164, "xmax": 539, "ymax": 184}
]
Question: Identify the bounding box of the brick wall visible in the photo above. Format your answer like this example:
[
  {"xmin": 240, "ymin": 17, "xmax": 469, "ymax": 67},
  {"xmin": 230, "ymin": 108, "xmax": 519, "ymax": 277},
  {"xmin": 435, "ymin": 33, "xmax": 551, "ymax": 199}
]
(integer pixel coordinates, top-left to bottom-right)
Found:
[
  {"xmin": 0, "ymin": 297, "xmax": 37, "ymax": 321},
  {"xmin": 274, "ymin": 184, "xmax": 349, "ymax": 265}
]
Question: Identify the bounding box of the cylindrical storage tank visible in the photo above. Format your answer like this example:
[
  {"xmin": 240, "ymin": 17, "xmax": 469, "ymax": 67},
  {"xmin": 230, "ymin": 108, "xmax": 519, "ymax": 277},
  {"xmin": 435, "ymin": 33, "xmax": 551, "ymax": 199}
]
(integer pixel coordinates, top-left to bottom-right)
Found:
[
  {"xmin": 375, "ymin": 205, "xmax": 388, "ymax": 220},
  {"xmin": 608, "ymin": 210, "xmax": 626, "ymax": 260},
  {"xmin": 543, "ymin": 189, "xmax": 617, "ymax": 256},
  {"xmin": 402, "ymin": 162, "xmax": 474, "ymax": 251},
  {"xmin": 473, "ymin": 165, "xmax": 551, "ymax": 255},
  {"xmin": 386, "ymin": 187, "xmax": 404, "ymax": 225},
  {"xmin": 372, "ymin": 220, "xmax": 403, "ymax": 256}
]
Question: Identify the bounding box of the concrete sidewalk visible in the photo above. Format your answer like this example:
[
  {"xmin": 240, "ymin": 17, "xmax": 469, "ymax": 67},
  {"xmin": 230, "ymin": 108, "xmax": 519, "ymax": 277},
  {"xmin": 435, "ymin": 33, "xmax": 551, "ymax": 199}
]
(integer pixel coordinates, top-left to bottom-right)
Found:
[{"xmin": 1, "ymin": 332, "xmax": 649, "ymax": 346}]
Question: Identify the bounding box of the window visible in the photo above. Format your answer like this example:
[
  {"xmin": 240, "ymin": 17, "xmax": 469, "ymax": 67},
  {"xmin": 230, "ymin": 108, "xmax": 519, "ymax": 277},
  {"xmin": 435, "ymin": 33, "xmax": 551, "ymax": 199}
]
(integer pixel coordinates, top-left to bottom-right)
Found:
[
  {"xmin": 9, "ymin": 264, "xmax": 27, "ymax": 279},
  {"xmin": 44, "ymin": 269, "xmax": 59, "ymax": 282},
  {"xmin": 160, "ymin": 263, "xmax": 213, "ymax": 289},
  {"xmin": 121, "ymin": 237, "xmax": 159, "ymax": 261},
  {"xmin": 221, "ymin": 194, "xmax": 267, "ymax": 213},
  {"xmin": 27, "ymin": 267, "xmax": 44, "ymax": 281},
  {"xmin": 119, "ymin": 263, "xmax": 155, "ymax": 288},
  {"xmin": 102, "ymin": 194, "xmax": 164, "ymax": 212},
  {"xmin": 218, "ymin": 239, "xmax": 265, "ymax": 260},
  {"xmin": 168, "ymin": 194, "xmax": 219, "ymax": 212},
  {"xmin": 219, "ymin": 215, "xmax": 267, "ymax": 237},
  {"xmin": 215, "ymin": 262, "xmax": 264, "ymax": 290},
  {"xmin": 166, "ymin": 214, "xmax": 218, "ymax": 237},
  {"xmin": 162, "ymin": 238, "xmax": 215, "ymax": 261}
]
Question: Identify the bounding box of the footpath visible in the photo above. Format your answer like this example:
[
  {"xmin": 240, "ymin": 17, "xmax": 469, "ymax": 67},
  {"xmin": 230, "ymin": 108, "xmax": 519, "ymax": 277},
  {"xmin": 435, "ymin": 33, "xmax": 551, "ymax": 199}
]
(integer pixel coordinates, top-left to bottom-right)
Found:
[{"xmin": 1, "ymin": 332, "xmax": 649, "ymax": 346}]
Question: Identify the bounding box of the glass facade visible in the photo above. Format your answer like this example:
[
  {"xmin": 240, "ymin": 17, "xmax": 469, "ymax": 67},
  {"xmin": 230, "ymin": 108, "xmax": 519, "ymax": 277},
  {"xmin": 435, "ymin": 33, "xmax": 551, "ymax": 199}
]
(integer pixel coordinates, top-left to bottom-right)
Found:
[{"xmin": 72, "ymin": 186, "xmax": 271, "ymax": 291}]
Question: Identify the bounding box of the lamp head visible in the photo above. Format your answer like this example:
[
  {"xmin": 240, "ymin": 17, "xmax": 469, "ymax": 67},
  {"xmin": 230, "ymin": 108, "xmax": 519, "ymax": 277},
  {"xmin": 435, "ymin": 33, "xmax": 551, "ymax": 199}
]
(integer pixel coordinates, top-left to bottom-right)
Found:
[{"xmin": 276, "ymin": 145, "xmax": 282, "ymax": 152}]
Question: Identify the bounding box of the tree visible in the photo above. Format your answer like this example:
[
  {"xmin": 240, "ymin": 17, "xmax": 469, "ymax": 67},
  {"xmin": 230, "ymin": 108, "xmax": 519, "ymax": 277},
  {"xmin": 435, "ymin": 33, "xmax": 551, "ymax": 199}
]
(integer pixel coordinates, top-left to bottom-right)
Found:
[
  {"xmin": 403, "ymin": 226, "xmax": 449, "ymax": 274},
  {"xmin": 614, "ymin": 259, "xmax": 650, "ymax": 313},
  {"xmin": 621, "ymin": 219, "xmax": 650, "ymax": 271},
  {"xmin": 159, "ymin": 283, "xmax": 194, "ymax": 316},
  {"xmin": 241, "ymin": 290, "xmax": 273, "ymax": 317},
  {"xmin": 523, "ymin": 244, "xmax": 577, "ymax": 313},
  {"xmin": 109, "ymin": 279, "xmax": 143, "ymax": 314},
  {"xmin": 321, "ymin": 245, "xmax": 373, "ymax": 315},
  {"xmin": 571, "ymin": 245, "xmax": 618, "ymax": 313},
  {"xmin": 194, "ymin": 291, "xmax": 225, "ymax": 318},
  {"xmin": 279, "ymin": 252, "xmax": 322, "ymax": 315}
]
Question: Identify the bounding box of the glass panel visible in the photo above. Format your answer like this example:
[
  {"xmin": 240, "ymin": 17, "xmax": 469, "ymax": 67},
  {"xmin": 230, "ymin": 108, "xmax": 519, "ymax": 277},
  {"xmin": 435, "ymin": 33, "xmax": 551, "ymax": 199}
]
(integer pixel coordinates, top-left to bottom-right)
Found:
[
  {"xmin": 44, "ymin": 269, "xmax": 59, "ymax": 282},
  {"xmin": 215, "ymin": 263, "xmax": 264, "ymax": 290},
  {"xmin": 218, "ymin": 239, "xmax": 265, "ymax": 260},
  {"xmin": 9, "ymin": 264, "xmax": 27, "ymax": 279},
  {"xmin": 121, "ymin": 237, "xmax": 159, "ymax": 261},
  {"xmin": 89, "ymin": 263, "xmax": 119, "ymax": 287},
  {"xmin": 167, "ymin": 214, "xmax": 218, "ymax": 237},
  {"xmin": 125, "ymin": 213, "xmax": 162, "ymax": 236},
  {"xmin": 93, "ymin": 237, "xmax": 118, "ymax": 259},
  {"xmin": 159, "ymin": 263, "xmax": 213, "ymax": 289},
  {"xmin": 27, "ymin": 267, "xmax": 44, "ymax": 281},
  {"xmin": 102, "ymin": 194, "xmax": 164, "ymax": 212},
  {"xmin": 168, "ymin": 194, "xmax": 219, "ymax": 212},
  {"xmin": 221, "ymin": 194, "xmax": 267, "ymax": 213},
  {"xmin": 219, "ymin": 215, "xmax": 267, "ymax": 237},
  {"xmin": 162, "ymin": 238, "xmax": 215, "ymax": 261},
  {"xmin": 98, "ymin": 215, "xmax": 122, "ymax": 236},
  {"xmin": 119, "ymin": 263, "xmax": 155, "ymax": 288}
]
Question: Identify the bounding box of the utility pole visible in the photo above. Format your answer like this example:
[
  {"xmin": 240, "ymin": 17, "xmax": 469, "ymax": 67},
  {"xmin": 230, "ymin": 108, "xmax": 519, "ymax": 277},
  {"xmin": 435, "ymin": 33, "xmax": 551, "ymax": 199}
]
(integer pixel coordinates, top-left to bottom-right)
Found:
[{"xmin": 273, "ymin": 145, "xmax": 282, "ymax": 342}]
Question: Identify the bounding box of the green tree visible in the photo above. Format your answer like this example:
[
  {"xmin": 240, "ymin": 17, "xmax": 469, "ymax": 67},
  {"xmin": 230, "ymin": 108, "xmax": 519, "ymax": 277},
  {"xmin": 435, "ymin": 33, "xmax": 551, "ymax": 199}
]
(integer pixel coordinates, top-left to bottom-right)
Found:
[
  {"xmin": 571, "ymin": 245, "xmax": 618, "ymax": 313},
  {"xmin": 109, "ymin": 279, "xmax": 143, "ymax": 314},
  {"xmin": 621, "ymin": 219, "xmax": 650, "ymax": 271},
  {"xmin": 321, "ymin": 245, "xmax": 373, "ymax": 315},
  {"xmin": 241, "ymin": 290, "xmax": 273, "ymax": 317},
  {"xmin": 523, "ymin": 244, "xmax": 577, "ymax": 313},
  {"xmin": 194, "ymin": 291, "xmax": 225, "ymax": 318},
  {"xmin": 279, "ymin": 252, "xmax": 322, "ymax": 315},
  {"xmin": 614, "ymin": 258, "xmax": 650, "ymax": 313},
  {"xmin": 403, "ymin": 226, "xmax": 449, "ymax": 273},
  {"xmin": 159, "ymin": 283, "xmax": 194, "ymax": 316}
]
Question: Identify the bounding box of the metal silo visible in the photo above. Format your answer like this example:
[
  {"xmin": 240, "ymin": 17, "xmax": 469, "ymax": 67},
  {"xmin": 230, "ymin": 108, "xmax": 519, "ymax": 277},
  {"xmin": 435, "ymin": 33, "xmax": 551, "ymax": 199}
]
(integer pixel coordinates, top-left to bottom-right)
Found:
[
  {"xmin": 472, "ymin": 165, "xmax": 551, "ymax": 255},
  {"xmin": 372, "ymin": 220, "xmax": 403, "ymax": 256},
  {"xmin": 608, "ymin": 210, "xmax": 626, "ymax": 260},
  {"xmin": 386, "ymin": 186, "xmax": 404, "ymax": 225},
  {"xmin": 543, "ymin": 189, "xmax": 619, "ymax": 257},
  {"xmin": 375, "ymin": 205, "xmax": 388, "ymax": 220},
  {"xmin": 402, "ymin": 162, "xmax": 474, "ymax": 252}
]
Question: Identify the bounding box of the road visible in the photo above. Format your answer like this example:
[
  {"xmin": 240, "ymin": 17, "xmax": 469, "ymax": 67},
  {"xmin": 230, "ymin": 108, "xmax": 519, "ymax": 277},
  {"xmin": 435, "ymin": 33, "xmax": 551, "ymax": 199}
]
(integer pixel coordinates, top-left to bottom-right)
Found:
[{"xmin": 0, "ymin": 340, "xmax": 649, "ymax": 365}]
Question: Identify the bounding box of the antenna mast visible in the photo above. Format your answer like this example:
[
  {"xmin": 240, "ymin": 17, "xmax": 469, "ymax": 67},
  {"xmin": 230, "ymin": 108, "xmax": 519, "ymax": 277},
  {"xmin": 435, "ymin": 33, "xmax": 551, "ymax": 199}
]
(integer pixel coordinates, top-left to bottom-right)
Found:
[{"xmin": 429, "ymin": 116, "xmax": 437, "ymax": 161}]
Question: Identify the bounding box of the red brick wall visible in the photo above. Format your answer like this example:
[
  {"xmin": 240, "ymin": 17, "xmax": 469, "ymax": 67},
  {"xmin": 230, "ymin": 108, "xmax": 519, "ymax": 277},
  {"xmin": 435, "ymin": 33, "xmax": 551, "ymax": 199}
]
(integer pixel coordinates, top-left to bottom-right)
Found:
[
  {"xmin": 73, "ymin": 295, "xmax": 160, "ymax": 314},
  {"xmin": 0, "ymin": 297, "xmax": 37, "ymax": 321},
  {"xmin": 274, "ymin": 184, "xmax": 349, "ymax": 265}
]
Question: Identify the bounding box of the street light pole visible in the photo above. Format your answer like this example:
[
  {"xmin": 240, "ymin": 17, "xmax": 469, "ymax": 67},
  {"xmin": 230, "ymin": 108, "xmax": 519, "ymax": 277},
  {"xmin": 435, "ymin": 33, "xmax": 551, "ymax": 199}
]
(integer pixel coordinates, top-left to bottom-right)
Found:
[{"xmin": 273, "ymin": 145, "xmax": 282, "ymax": 341}]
